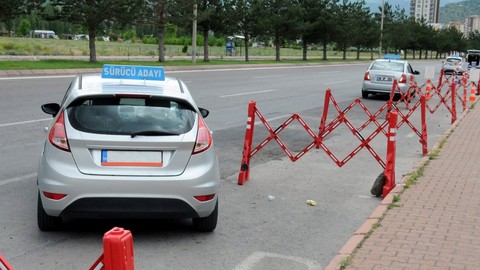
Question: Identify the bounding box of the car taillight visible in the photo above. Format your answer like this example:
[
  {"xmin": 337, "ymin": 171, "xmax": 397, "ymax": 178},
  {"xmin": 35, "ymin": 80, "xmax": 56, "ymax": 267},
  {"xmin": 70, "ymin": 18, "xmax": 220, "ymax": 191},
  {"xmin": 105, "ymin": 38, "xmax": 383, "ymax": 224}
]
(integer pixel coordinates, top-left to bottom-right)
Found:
[
  {"xmin": 364, "ymin": 71, "xmax": 370, "ymax": 81},
  {"xmin": 43, "ymin": 191, "xmax": 67, "ymax": 200},
  {"xmin": 194, "ymin": 194, "xmax": 215, "ymax": 202},
  {"xmin": 399, "ymin": 74, "xmax": 407, "ymax": 83},
  {"xmin": 193, "ymin": 116, "xmax": 212, "ymax": 154},
  {"xmin": 48, "ymin": 111, "xmax": 70, "ymax": 152}
]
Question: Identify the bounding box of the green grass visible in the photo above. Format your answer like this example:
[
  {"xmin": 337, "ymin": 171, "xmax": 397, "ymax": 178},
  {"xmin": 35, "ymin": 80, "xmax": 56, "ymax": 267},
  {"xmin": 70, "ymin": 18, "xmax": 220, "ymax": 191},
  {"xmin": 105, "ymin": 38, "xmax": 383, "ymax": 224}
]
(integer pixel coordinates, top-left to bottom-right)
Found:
[{"xmin": 0, "ymin": 36, "xmax": 379, "ymax": 70}]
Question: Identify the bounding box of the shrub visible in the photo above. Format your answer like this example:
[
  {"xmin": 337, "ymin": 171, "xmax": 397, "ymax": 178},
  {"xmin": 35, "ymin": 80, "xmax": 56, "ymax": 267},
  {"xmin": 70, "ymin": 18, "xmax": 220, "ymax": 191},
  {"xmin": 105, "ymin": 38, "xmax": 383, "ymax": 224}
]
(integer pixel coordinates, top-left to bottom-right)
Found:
[{"xmin": 182, "ymin": 45, "xmax": 188, "ymax": 53}]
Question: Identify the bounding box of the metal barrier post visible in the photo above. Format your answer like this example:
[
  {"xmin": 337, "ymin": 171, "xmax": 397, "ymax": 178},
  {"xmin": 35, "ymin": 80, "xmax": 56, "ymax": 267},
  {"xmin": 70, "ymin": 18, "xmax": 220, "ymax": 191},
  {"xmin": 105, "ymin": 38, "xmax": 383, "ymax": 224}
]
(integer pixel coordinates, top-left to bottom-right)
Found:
[
  {"xmin": 383, "ymin": 111, "xmax": 398, "ymax": 198},
  {"xmin": 238, "ymin": 101, "xmax": 256, "ymax": 185},
  {"xmin": 0, "ymin": 253, "xmax": 14, "ymax": 270},
  {"xmin": 451, "ymin": 82, "xmax": 457, "ymax": 124},
  {"xmin": 317, "ymin": 89, "xmax": 331, "ymax": 148},
  {"xmin": 420, "ymin": 95, "xmax": 428, "ymax": 156}
]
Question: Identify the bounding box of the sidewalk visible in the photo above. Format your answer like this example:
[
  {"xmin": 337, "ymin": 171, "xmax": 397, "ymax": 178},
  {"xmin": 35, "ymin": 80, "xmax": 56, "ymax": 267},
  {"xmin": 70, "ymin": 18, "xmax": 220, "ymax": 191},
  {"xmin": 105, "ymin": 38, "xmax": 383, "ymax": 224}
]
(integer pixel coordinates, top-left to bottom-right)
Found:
[{"xmin": 326, "ymin": 103, "xmax": 480, "ymax": 269}]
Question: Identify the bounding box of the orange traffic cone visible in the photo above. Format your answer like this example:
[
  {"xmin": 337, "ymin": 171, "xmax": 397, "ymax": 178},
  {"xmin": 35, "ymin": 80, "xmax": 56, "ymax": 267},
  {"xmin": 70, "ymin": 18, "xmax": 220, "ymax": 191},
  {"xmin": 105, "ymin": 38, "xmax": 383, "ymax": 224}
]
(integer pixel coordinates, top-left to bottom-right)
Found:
[
  {"xmin": 426, "ymin": 80, "xmax": 432, "ymax": 100},
  {"xmin": 469, "ymin": 84, "xmax": 476, "ymax": 102}
]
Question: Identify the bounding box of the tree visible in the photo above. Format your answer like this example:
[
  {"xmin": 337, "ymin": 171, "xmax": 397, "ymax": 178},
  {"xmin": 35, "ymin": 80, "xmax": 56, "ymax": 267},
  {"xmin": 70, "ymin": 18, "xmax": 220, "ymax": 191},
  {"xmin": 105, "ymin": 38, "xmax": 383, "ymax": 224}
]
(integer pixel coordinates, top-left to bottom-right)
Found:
[
  {"xmin": 141, "ymin": 0, "xmax": 172, "ymax": 62},
  {"xmin": 0, "ymin": 0, "xmax": 42, "ymax": 36},
  {"xmin": 169, "ymin": 0, "xmax": 228, "ymax": 62},
  {"xmin": 333, "ymin": 0, "xmax": 368, "ymax": 60},
  {"xmin": 296, "ymin": 0, "xmax": 333, "ymax": 61},
  {"xmin": 225, "ymin": 0, "xmax": 264, "ymax": 62},
  {"xmin": 51, "ymin": 0, "xmax": 144, "ymax": 62},
  {"xmin": 261, "ymin": 0, "xmax": 299, "ymax": 61},
  {"xmin": 17, "ymin": 18, "xmax": 31, "ymax": 36},
  {"xmin": 467, "ymin": 31, "xmax": 480, "ymax": 49}
]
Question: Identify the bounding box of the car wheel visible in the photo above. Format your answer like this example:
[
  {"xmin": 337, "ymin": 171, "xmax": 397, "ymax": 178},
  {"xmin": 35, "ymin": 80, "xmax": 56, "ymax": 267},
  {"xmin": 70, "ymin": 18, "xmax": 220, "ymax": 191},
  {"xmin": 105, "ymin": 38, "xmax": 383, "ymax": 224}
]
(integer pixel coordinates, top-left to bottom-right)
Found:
[
  {"xmin": 37, "ymin": 192, "xmax": 62, "ymax": 231},
  {"xmin": 192, "ymin": 200, "xmax": 218, "ymax": 232},
  {"xmin": 362, "ymin": 91, "xmax": 369, "ymax": 99}
]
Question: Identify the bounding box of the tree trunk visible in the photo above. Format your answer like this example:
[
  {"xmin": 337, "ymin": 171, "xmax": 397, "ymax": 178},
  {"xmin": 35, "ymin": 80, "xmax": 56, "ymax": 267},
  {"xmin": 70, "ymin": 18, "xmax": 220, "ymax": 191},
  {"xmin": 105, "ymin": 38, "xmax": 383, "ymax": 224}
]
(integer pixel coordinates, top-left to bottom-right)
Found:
[
  {"xmin": 322, "ymin": 42, "xmax": 328, "ymax": 60},
  {"xmin": 88, "ymin": 28, "xmax": 97, "ymax": 63},
  {"xmin": 244, "ymin": 34, "xmax": 249, "ymax": 62},
  {"xmin": 157, "ymin": 1, "xmax": 165, "ymax": 62},
  {"xmin": 275, "ymin": 34, "xmax": 281, "ymax": 61},
  {"xmin": 302, "ymin": 38, "xmax": 307, "ymax": 61},
  {"xmin": 203, "ymin": 28, "xmax": 209, "ymax": 62}
]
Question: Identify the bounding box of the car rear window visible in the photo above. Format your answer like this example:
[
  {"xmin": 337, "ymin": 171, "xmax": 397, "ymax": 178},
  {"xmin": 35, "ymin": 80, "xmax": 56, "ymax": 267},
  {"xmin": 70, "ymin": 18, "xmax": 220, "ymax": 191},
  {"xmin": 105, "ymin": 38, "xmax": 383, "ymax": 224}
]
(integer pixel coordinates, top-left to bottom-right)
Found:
[
  {"xmin": 371, "ymin": 61, "xmax": 404, "ymax": 72},
  {"xmin": 67, "ymin": 96, "xmax": 196, "ymax": 135},
  {"xmin": 446, "ymin": 58, "xmax": 461, "ymax": 63}
]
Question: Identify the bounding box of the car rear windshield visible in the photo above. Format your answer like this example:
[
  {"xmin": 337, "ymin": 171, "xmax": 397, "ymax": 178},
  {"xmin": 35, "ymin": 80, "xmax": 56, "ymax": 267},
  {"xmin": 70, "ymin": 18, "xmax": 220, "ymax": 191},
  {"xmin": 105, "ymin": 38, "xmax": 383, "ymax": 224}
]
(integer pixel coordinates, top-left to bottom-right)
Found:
[
  {"xmin": 446, "ymin": 58, "xmax": 461, "ymax": 63},
  {"xmin": 67, "ymin": 96, "xmax": 196, "ymax": 136},
  {"xmin": 371, "ymin": 61, "xmax": 404, "ymax": 72}
]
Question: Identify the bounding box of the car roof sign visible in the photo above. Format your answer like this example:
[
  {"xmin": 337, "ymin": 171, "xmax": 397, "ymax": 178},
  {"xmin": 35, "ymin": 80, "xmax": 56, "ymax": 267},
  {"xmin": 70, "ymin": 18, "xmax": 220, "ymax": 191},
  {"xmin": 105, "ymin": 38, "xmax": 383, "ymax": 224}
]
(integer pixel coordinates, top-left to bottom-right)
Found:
[
  {"xmin": 102, "ymin": 64, "xmax": 165, "ymax": 81},
  {"xmin": 383, "ymin": 54, "xmax": 401, "ymax": 60}
]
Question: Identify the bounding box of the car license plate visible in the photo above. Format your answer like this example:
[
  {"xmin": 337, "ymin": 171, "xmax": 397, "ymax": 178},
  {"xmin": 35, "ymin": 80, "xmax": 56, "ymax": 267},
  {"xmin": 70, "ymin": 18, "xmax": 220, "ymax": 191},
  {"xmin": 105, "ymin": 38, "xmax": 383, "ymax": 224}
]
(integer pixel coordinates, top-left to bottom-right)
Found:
[
  {"xmin": 101, "ymin": 150, "xmax": 163, "ymax": 167},
  {"xmin": 376, "ymin": 76, "xmax": 392, "ymax": 82}
]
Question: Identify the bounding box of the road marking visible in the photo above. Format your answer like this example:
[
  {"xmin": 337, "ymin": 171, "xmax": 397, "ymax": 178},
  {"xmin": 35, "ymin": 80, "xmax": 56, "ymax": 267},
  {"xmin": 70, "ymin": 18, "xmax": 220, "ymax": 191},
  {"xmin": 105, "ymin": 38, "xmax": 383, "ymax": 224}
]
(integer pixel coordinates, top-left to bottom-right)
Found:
[
  {"xmin": 233, "ymin": 251, "xmax": 322, "ymax": 270},
  {"xmin": 0, "ymin": 173, "xmax": 37, "ymax": 187},
  {"xmin": 324, "ymin": 80, "xmax": 350, "ymax": 85},
  {"xmin": 253, "ymin": 75, "xmax": 286, "ymax": 79},
  {"xmin": 221, "ymin": 89, "xmax": 275, "ymax": 98},
  {"xmin": 0, "ymin": 118, "xmax": 51, "ymax": 128},
  {"xmin": 0, "ymin": 75, "xmax": 75, "ymax": 80}
]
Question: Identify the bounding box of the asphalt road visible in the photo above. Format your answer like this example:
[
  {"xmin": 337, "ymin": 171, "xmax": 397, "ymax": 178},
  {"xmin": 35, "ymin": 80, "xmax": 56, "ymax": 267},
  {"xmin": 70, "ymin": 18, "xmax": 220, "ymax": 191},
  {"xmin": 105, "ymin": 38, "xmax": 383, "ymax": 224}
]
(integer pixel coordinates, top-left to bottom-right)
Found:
[{"xmin": 0, "ymin": 61, "xmax": 459, "ymax": 269}]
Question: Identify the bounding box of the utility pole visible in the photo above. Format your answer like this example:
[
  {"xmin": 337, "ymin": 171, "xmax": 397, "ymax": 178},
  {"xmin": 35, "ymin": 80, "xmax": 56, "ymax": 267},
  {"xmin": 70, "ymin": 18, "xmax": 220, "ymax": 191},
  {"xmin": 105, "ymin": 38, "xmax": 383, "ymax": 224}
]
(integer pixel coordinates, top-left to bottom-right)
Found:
[{"xmin": 192, "ymin": 4, "xmax": 197, "ymax": 63}]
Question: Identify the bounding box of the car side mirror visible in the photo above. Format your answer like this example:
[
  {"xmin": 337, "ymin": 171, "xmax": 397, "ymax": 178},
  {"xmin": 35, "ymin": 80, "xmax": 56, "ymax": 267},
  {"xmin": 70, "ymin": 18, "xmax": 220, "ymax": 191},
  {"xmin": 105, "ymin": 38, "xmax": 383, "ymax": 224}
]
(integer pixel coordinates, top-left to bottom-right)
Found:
[
  {"xmin": 41, "ymin": 103, "xmax": 61, "ymax": 117},
  {"xmin": 199, "ymin": 108, "xmax": 209, "ymax": 118},
  {"xmin": 413, "ymin": 71, "xmax": 420, "ymax": 75}
]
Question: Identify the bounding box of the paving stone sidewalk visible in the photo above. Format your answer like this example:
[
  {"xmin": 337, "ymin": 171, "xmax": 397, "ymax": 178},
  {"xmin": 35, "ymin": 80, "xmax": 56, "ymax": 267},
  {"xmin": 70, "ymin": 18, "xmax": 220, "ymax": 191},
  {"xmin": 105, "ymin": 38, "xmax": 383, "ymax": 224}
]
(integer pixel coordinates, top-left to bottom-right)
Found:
[{"xmin": 326, "ymin": 103, "xmax": 480, "ymax": 269}]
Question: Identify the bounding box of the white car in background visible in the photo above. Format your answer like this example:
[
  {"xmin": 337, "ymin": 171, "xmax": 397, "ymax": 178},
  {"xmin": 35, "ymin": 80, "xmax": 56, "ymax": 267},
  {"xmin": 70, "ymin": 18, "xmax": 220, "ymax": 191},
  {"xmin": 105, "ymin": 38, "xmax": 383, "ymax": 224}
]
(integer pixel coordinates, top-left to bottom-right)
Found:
[{"xmin": 442, "ymin": 56, "xmax": 465, "ymax": 75}]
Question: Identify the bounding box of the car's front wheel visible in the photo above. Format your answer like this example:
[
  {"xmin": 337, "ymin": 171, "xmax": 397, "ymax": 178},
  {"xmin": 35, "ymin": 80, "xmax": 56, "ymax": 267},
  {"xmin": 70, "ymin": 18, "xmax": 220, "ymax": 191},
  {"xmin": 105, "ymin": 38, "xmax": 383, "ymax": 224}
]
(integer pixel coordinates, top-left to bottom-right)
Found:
[
  {"xmin": 37, "ymin": 192, "xmax": 62, "ymax": 231},
  {"xmin": 192, "ymin": 200, "xmax": 218, "ymax": 232}
]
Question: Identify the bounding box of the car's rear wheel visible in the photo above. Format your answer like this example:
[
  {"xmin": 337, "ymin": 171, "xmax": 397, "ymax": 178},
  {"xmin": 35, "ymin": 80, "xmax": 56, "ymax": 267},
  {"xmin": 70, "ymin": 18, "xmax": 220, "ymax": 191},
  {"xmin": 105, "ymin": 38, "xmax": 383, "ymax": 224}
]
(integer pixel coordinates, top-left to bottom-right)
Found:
[
  {"xmin": 362, "ymin": 91, "xmax": 369, "ymax": 99},
  {"xmin": 37, "ymin": 192, "xmax": 62, "ymax": 231},
  {"xmin": 192, "ymin": 200, "xmax": 218, "ymax": 232}
]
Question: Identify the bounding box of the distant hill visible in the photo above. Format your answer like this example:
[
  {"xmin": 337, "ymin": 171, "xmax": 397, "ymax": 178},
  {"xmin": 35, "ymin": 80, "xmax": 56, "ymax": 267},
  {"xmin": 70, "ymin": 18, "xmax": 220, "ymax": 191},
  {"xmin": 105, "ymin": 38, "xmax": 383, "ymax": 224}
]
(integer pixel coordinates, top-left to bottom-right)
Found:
[{"xmin": 439, "ymin": 0, "xmax": 480, "ymax": 23}]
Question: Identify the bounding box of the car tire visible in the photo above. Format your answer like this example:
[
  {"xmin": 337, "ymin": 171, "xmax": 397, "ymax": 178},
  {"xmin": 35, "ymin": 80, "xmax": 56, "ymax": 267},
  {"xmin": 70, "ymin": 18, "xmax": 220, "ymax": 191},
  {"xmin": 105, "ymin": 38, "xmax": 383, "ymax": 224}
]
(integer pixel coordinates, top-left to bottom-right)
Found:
[
  {"xmin": 37, "ymin": 192, "xmax": 62, "ymax": 231},
  {"xmin": 362, "ymin": 91, "xmax": 369, "ymax": 99},
  {"xmin": 192, "ymin": 200, "xmax": 218, "ymax": 232}
]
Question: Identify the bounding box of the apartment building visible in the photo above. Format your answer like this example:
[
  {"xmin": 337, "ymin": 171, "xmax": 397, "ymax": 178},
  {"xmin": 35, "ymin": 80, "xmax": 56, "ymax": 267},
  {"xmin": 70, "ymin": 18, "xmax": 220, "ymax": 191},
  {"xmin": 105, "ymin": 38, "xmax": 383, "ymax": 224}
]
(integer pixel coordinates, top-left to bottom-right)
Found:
[
  {"xmin": 464, "ymin": 15, "xmax": 480, "ymax": 36},
  {"xmin": 410, "ymin": 0, "xmax": 441, "ymax": 23}
]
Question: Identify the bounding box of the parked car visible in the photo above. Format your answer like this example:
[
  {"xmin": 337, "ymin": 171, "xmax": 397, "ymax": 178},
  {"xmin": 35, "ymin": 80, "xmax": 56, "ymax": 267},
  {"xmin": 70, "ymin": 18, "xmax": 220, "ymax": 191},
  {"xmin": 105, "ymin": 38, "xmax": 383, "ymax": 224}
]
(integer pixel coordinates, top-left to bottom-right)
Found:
[
  {"xmin": 442, "ymin": 55, "xmax": 465, "ymax": 75},
  {"xmin": 37, "ymin": 65, "xmax": 220, "ymax": 232},
  {"xmin": 361, "ymin": 57, "xmax": 420, "ymax": 99}
]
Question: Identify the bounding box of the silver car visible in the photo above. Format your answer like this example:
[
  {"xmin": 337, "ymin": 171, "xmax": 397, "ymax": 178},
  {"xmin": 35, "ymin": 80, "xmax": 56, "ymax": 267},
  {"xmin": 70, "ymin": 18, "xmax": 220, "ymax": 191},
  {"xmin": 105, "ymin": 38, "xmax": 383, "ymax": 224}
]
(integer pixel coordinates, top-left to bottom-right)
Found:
[
  {"xmin": 442, "ymin": 56, "xmax": 464, "ymax": 75},
  {"xmin": 37, "ymin": 65, "xmax": 220, "ymax": 232},
  {"xmin": 361, "ymin": 58, "xmax": 420, "ymax": 99}
]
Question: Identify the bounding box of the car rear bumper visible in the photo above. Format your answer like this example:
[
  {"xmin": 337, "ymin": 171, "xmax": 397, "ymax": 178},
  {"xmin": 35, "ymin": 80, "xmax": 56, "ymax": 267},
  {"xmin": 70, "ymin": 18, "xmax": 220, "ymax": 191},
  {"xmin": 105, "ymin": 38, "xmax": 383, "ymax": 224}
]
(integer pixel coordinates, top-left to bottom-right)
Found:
[
  {"xmin": 362, "ymin": 81, "xmax": 409, "ymax": 94},
  {"xmin": 37, "ymin": 145, "xmax": 220, "ymax": 219}
]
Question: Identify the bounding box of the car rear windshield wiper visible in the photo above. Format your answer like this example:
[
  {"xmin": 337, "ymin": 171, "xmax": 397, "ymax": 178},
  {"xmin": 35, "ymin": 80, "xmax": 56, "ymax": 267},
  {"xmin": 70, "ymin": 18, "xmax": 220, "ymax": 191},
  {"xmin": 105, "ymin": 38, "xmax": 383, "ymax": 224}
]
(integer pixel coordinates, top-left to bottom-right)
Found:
[{"xmin": 130, "ymin": 130, "xmax": 179, "ymax": 138}]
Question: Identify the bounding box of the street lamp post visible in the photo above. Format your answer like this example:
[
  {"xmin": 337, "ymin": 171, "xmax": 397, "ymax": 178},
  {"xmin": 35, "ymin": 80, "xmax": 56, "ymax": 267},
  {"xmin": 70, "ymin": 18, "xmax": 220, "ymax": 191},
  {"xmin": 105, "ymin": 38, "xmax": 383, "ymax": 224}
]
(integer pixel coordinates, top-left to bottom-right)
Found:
[{"xmin": 379, "ymin": 0, "xmax": 385, "ymax": 58}]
